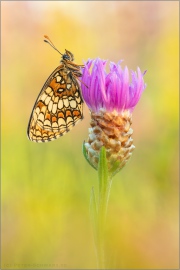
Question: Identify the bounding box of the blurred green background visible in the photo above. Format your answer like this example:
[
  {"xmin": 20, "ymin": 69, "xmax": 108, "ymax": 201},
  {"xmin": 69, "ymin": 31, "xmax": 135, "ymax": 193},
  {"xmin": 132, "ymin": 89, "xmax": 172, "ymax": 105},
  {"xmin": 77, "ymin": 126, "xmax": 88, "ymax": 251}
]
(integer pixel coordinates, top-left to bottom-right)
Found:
[{"xmin": 1, "ymin": 1, "xmax": 179, "ymax": 269}]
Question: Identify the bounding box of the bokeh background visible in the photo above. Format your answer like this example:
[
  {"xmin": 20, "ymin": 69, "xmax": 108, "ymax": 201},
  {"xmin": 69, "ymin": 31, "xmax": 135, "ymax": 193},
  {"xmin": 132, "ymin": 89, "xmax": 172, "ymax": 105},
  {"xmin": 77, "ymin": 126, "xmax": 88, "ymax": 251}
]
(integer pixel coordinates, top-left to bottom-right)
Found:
[{"xmin": 1, "ymin": 1, "xmax": 179, "ymax": 269}]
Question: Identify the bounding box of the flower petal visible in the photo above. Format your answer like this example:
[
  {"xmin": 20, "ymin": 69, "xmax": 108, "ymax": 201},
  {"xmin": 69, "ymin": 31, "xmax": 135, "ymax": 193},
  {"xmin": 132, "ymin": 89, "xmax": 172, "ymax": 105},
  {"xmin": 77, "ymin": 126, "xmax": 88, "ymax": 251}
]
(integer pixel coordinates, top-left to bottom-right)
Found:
[{"xmin": 81, "ymin": 58, "xmax": 146, "ymax": 113}]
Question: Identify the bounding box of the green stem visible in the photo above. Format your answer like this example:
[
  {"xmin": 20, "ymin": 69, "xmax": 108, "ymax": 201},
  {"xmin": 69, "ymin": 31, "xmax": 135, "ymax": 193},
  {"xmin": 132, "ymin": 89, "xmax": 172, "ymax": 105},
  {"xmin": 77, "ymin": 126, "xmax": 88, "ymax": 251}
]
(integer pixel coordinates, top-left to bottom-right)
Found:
[
  {"xmin": 89, "ymin": 147, "xmax": 113, "ymax": 268},
  {"xmin": 97, "ymin": 179, "xmax": 112, "ymax": 268},
  {"xmin": 97, "ymin": 147, "xmax": 112, "ymax": 269}
]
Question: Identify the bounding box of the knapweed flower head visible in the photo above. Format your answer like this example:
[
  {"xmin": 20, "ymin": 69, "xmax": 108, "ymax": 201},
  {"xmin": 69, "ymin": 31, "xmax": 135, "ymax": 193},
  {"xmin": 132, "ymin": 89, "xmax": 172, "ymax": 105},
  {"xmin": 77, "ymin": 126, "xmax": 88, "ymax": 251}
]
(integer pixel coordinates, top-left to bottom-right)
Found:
[{"xmin": 82, "ymin": 58, "xmax": 146, "ymax": 177}]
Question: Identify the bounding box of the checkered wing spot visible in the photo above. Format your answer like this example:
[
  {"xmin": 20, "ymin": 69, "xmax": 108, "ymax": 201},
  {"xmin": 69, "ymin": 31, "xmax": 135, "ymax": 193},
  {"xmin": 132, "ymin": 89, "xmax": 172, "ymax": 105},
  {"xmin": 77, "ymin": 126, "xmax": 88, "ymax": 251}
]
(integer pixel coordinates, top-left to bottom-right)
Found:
[{"xmin": 27, "ymin": 65, "xmax": 83, "ymax": 143}]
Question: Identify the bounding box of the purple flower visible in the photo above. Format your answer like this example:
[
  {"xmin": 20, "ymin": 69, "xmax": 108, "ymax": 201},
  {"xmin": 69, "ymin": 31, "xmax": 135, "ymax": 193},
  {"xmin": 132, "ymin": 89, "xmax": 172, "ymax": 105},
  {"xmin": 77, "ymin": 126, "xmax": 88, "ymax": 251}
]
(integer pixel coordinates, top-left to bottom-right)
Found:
[
  {"xmin": 82, "ymin": 58, "xmax": 147, "ymax": 176},
  {"xmin": 81, "ymin": 58, "xmax": 146, "ymax": 113}
]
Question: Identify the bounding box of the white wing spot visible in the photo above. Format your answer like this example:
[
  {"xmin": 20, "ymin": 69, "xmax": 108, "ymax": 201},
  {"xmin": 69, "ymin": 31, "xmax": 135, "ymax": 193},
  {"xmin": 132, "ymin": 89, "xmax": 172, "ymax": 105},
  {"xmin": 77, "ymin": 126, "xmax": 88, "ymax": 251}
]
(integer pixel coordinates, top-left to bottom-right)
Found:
[
  {"xmin": 54, "ymin": 96, "xmax": 59, "ymax": 103},
  {"xmin": 52, "ymin": 103, "xmax": 58, "ymax": 114},
  {"xmin": 49, "ymin": 91, "xmax": 53, "ymax": 97},
  {"xmin": 41, "ymin": 93, "xmax": 48, "ymax": 102},
  {"xmin": 75, "ymin": 91, "xmax": 79, "ymax": 97},
  {"xmin": 46, "ymin": 87, "xmax": 52, "ymax": 94},
  {"xmin": 36, "ymin": 131, "xmax": 41, "ymax": 136},
  {"xmin": 56, "ymin": 76, "xmax": 61, "ymax": 82},
  {"xmin": 63, "ymin": 98, "xmax": 69, "ymax": 107},
  {"xmin": 33, "ymin": 112, "xmax": 38, "ymax": 122},
  {"xmin": 35, "ymin": 107, "xmax": 40, "ymax": 115},
  {"xmin": 54, "ymin": 72, "xmax": 60, "ymax": 77},
  {"xmin": 45, "ymin": 96, "xmax": 51, "ymax": 105},
  {"xmin": 57, "ymin": 88, "xmax": 64, "ymax": 93},
  {"xmin": 41, "ymin": 106, "xmax": 46, "ymax": 113},
  {"xmin": 48, "ymin": 100, "xmax": 53, "ymax": 112},
  {"xmin": 70, "ymin": 100, "xmax": 77, "ymax": 109},
  {"xmin": 52, "ymin": 122, "xmax": 58, "ymax": 128},
  {"xmin": 58, "ymin": 118, "xmax": 66, "ymax": 127},
  {"xmin": 67, "ymin": 84, "xmax": 71, "ymax": 89},
  {"xmin": 58, "ymin": 100, "xmax": 63, "ymax": 109},
  {"xmin": 44, "ymin": 119, "xmax": 51, "ymax": 127},
  {"xmin": 38, "ymin": 113, "xmax": 45, "ymax": 122},
  {"xmin": 66, "ymin": 116, "xmax": 73, "ymax": 125}
]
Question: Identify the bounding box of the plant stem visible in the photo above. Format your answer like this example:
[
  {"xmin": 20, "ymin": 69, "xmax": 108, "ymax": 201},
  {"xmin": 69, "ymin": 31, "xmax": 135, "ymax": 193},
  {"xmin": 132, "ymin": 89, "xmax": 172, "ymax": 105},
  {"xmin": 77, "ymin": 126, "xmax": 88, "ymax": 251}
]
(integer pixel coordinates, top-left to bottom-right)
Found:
[
  {"xmin": 97, "ymin": 177, "xmax": 112, "ymax": 268},
  {"xmin": 96, "ymin": 147, "xmax": 112, "ymax": 269},
  {"xmin": 89, "ymin": 147, "xmax": 113, "ymax": 268}
]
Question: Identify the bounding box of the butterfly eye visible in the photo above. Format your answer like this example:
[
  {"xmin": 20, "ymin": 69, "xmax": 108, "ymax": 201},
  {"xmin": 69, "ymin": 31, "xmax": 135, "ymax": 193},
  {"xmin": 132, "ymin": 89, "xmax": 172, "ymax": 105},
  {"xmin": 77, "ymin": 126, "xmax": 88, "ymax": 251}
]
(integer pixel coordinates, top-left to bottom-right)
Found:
[{"xmin": 63, "ymin": 54, "xmax": 70, "ymax": 60}]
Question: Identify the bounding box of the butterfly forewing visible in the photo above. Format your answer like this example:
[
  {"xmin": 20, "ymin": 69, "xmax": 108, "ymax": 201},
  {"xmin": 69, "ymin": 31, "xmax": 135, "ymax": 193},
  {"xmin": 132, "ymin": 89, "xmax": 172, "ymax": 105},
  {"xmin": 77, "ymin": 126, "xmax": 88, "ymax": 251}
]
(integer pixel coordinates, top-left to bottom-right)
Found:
[{"xmin": 27, "ymin": 64, "xmax": 83, "ymax": 143}]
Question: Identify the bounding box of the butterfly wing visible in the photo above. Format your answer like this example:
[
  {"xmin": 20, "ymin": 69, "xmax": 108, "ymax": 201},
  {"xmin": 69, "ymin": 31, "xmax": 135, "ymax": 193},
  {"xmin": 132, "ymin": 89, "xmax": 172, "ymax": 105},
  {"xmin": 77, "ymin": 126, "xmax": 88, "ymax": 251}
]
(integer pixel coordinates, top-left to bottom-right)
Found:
[{"xmin": 27, "ymin": 65, "xmax": 83, "ymax": 142}]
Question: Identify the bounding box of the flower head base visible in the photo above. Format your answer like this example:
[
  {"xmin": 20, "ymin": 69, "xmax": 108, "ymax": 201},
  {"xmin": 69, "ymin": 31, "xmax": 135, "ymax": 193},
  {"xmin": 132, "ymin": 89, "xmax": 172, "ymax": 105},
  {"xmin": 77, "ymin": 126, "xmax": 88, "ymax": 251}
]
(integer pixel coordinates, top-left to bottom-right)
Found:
[{"xmin": 82, "ymin": 58, "xmax": 146, "ymax": 177}]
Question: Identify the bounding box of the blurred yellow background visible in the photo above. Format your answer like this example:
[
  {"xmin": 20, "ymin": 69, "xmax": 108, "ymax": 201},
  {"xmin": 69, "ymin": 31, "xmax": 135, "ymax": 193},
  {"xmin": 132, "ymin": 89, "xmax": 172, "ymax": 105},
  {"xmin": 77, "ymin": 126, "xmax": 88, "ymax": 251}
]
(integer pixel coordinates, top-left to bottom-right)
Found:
[{"xmin": 1, "ymin": 1, "xmax": 179, "ymax": 269}]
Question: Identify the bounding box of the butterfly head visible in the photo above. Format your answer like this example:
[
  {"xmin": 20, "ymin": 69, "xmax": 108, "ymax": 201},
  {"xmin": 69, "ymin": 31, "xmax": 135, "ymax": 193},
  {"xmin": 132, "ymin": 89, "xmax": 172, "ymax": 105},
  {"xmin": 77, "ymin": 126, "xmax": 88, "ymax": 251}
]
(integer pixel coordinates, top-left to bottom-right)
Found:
[{"xmin": 62, "ymin": 50, "xmax": 74, "ymax": 62}]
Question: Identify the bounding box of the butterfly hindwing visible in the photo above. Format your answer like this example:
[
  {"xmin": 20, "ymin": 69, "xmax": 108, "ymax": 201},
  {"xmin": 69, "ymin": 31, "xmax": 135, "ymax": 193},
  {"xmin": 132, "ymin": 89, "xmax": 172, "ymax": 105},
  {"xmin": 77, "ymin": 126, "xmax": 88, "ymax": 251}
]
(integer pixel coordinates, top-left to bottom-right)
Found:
[{"xmin": 27, "ymin": 65, "xmax": 83, "ymax": 143}]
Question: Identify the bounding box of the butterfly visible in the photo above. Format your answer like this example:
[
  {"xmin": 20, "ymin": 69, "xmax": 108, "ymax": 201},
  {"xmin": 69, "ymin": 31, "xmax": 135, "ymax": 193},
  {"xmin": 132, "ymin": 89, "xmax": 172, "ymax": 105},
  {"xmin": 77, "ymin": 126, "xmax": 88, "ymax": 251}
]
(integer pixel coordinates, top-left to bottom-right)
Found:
[{"xmin": 27, "ymin": 35, "xmax": 84, "ymax": 143}]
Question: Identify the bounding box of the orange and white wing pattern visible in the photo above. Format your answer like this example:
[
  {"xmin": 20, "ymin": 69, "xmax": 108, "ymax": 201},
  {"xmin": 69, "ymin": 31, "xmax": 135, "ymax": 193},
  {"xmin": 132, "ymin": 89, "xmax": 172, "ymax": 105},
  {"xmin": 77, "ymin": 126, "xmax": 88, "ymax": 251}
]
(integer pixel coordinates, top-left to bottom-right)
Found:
[{"xmin": 27, "ymin": 66, "xmax": 83, "ymax": 142}]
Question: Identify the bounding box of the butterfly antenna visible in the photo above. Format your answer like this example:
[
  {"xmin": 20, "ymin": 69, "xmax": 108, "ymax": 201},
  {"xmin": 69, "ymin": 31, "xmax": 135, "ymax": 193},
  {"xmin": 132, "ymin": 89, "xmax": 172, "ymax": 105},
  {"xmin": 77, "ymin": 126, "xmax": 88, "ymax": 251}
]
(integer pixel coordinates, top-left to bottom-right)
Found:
[{"xmin": 44, "ymin": 35, "xmax": 63, "ymax": 55}]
